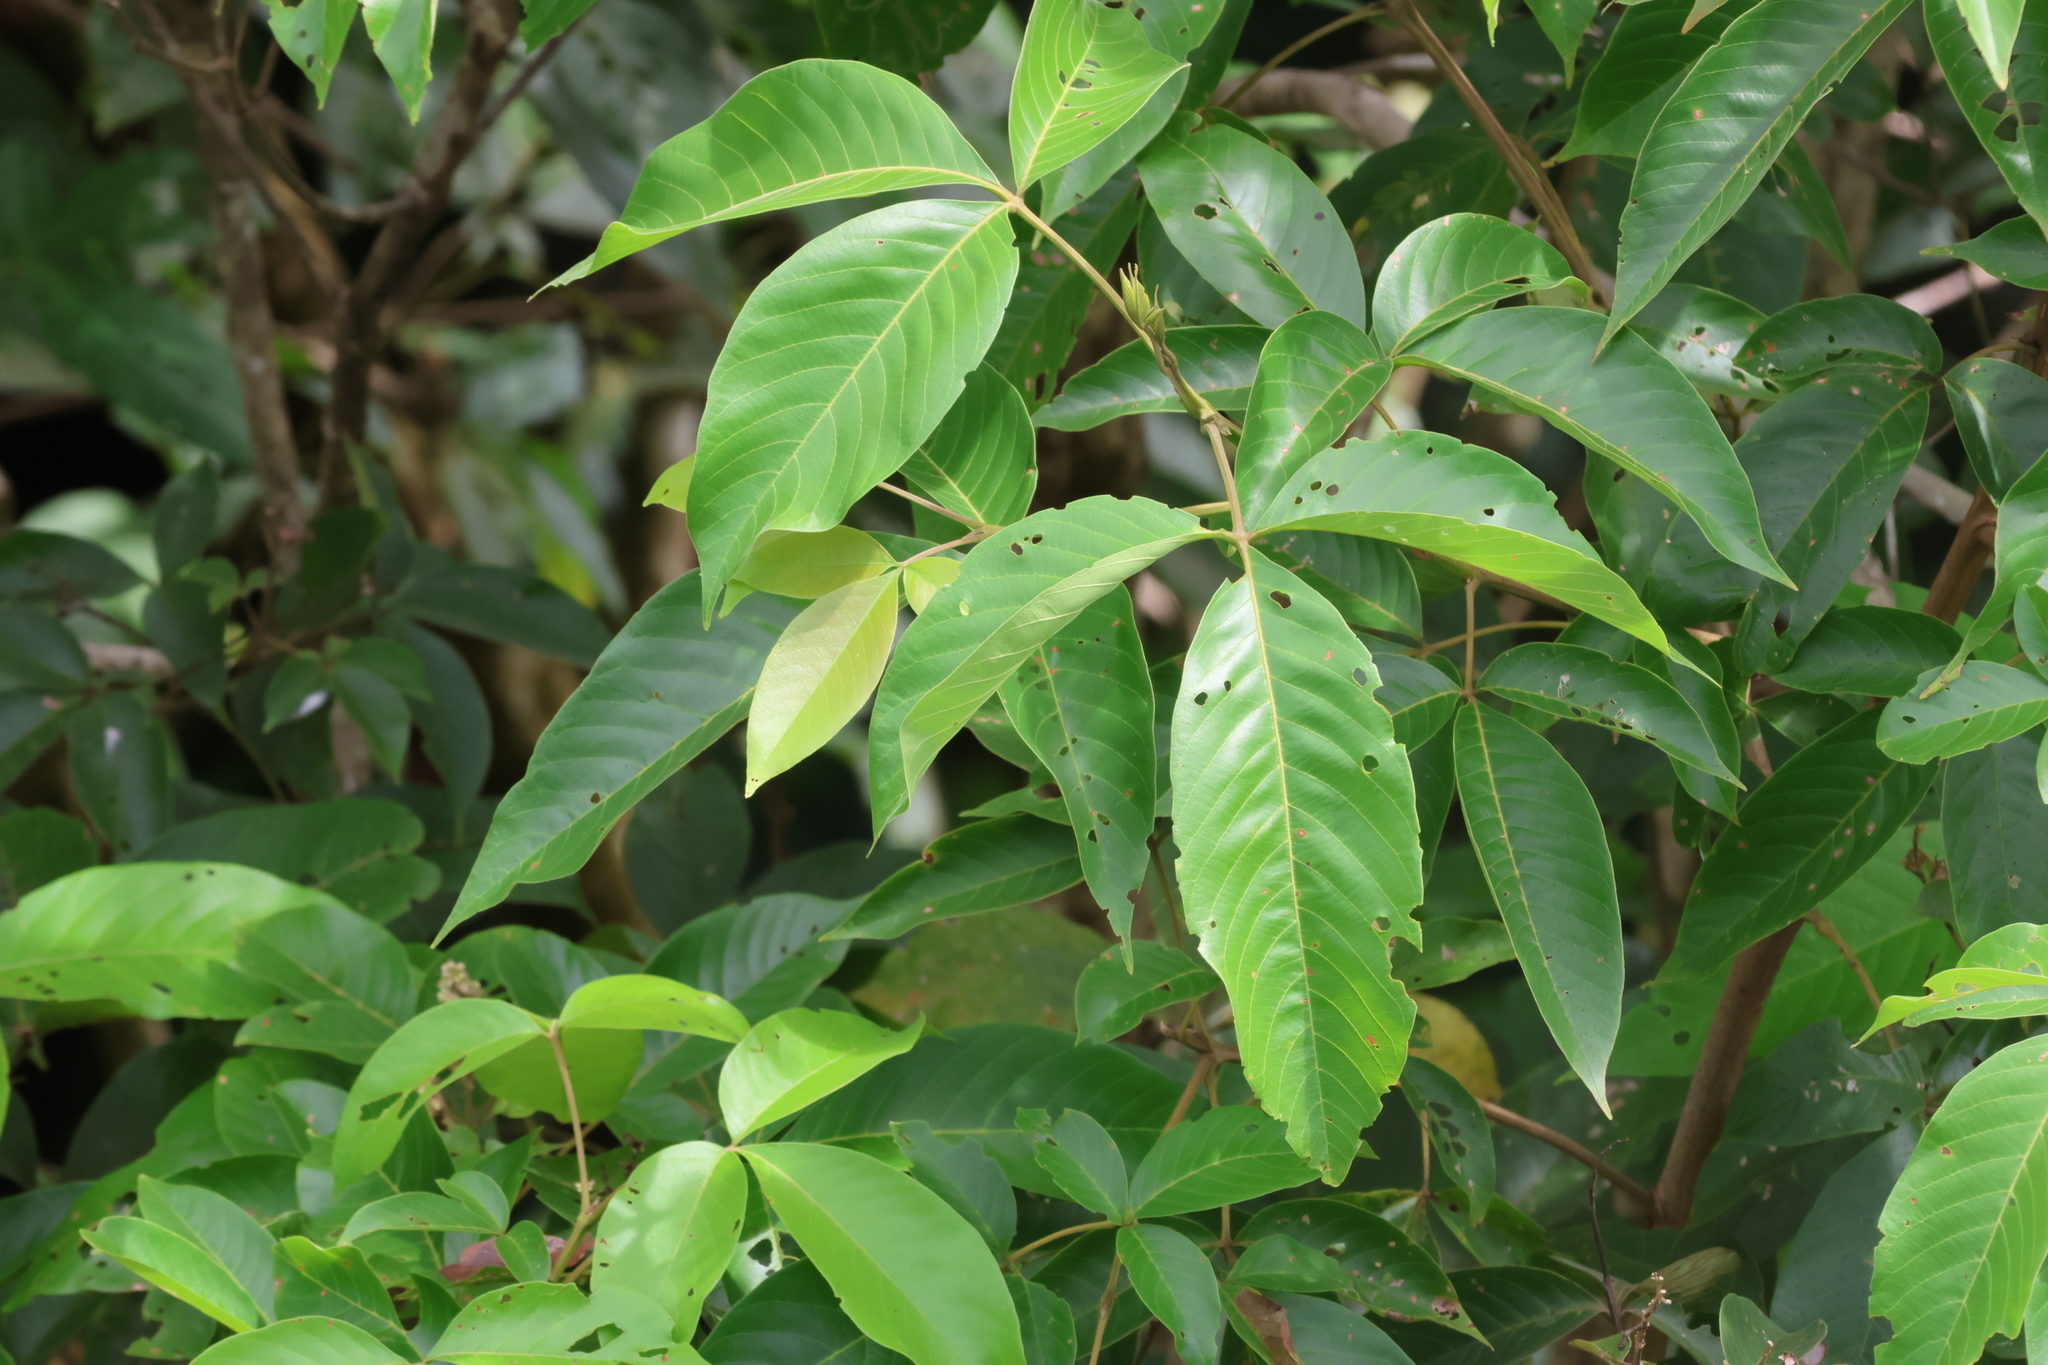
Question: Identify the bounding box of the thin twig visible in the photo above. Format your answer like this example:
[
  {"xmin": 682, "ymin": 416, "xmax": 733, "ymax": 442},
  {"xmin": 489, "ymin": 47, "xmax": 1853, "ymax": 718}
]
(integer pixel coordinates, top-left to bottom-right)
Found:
[
  {"xmin": 1462, "ymin": 578, "xmax": 1479, "ymax": 695},
  {"xmin": 1164, "ymin": 1053, "xmax": 1217, "ymax": 1132},
  {"xmin": 877, "ymin": 480, "xmax": 982, "ymax": 528},
  {"xmin": 905, "ymin": 531, "xmax": 986, "ymax": 562},
  {"xmin": 1001, "ymin": 1220, "xmax": 1119, "ymax": 1270},
  {"xmin": 1221, "ymin": 7, "xmax": 1378, "ymax": 112},
  {"xmin": 546, "ymin": 1027, "xmax": 594, "ymax": 1278},
  {"xmin": 1476, "ymin": 1099, "xmax": 1655, "ymax": 1209},
  {"xmin": 1805, "ymin": 910, "xmax": 1899, "ymax": 1050},
  {"xmin": 1087, "ymin": 1253, "xmax": 1123, "ymax": 1365},
  {"xmin": 1419, "ymin": 619, "xmax": 1572, "ymax": 656},
  {"xmin": 1369, "ymin": 397, "xmax": 1403, "ymax": 432},
  {"xmin": 1202, "ymin": 417, "xmax": 1247, "ymax": 539}
]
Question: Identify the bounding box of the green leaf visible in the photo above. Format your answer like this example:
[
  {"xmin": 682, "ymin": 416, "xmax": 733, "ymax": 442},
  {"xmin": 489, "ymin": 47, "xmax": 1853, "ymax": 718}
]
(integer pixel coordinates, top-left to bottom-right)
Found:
[
  {"xmin": 1480, "ymin": 642, "xmax": 1736, "ymax": 780},
  {"xmin": 648, "ymin": 892, "xmax": 857, "ymax": 1020},
  {"xmin": 1930, "ymin": 0, "xmax": 2048, "ymax": 233},
  {"xmin": 1384, "ymin": 1266, "xmax": 1602, "ymax": 1365},
  {"xmin": 701, "ymin": 1261, "xmax": 905, "ymax": 1365},
  {"xmin": 1735, "ymin": 296, "xmax": 1942, "ymax": 385},
  {"xmin": 86, "ymin": 1217, "xmax": 265, "ymax": 1333},
  {"xmin": 1010, "ymin": 1277, "xmax": 1078, "ymax": 1365},
  {"xmin": 1234, "ymin": 312, "xmax": 1390, "ymax": 518},
  {"xmin": 816, "ymin": 0, "xmax": 997, "ymax": 78},
  {"xmin": 590, "ymin": 1140, "xmax": 745, "ymax": 1324},
  {"xmin": 273, "ymin": 1238, "xmax": 410, "ymax": 1355},
  {"xmin": 1237, "ymin": 1200, "xmax": 1479, "ymax": 1333},
  {"xmin": 340, "ymin": 1192, "xmax": 505, "ymax": 1241},
  {"xmin": 428, "ymin": 1281, "xmax": 665, "ymax": 1361},
  {"xmin": 1719, "ymin": 1295, "xmax": 1827, "ymax": 1365},
  {"xmin": 394, "ymin": 622, "xmax": 492, "ymax": 809},
  {"xmin": 445, "ymin": 573, "xmax": 794, "ymax": 940},
  {"xmin": 556, "ymin": 973, "xmax": 751, "ymax": 1041},
  {"xmin": 386, "ymin": 543, "xmax": 609, "ymax": 667},
  {"xmin": 1769, "ymin": 606, "xmax": 1962, "ymax": 697},
  {"xmin": 1172, "ymin": 554, "xmax": 1421, "ymax": 1178},
  {"xmin": 1947, "ymin": 358, "xmax": 2048, "ymax": 499},
  {"xmin": 1032, "ymin": 1109, "xmax": 1129, "ymax": 1217},
  {"xmin": 1009, "ymin": 0, "xmax": 1184, "ymax": 190},
  {"xmin": 1126, "ymin": 1104, "xmax": 1315, "ymax": 1215},
  {"xmin": 868, "ymin": 497, "xmax": 1209, "ymax": 829},
  {"xmin": 829, "ymin": 816, "xmax": 1085, "ymax": 941},
  {"xmin": 1259, "ymin": 531, "xmax": 1421, "ymax": 640},
  {"xmin": 742, "ymin": 1142, "xmax": 1026, "ymax": 1365},
  {"xmin": 1665, "ymin": 710, "xmax": 1939, "ymax": 980},
  {"xmin": 1371, "ymin": 214, "xmax": 1576, "ymax": 355},
  {"xmin": 998, "ymin": 587, "xmax": 1155, "ymax": 925},
  {"xmin": 1529, "ymin": 0, "xmax": 1600, "ymax": 82},
  {"xmin": 1402, "ymin": 1055, "xmax": 1496, "ymax": 1213},
  {"xmin": 895, "ymin": 1121, "xmax": 1018, "ymax": 1256},
  {"xmin": 259, "ymin": 0, "xmax": 355, "ymax": 104},
  {"xmin": 687, "ymin": 201, "xmax": 1017, "ymax": 607},
  {"xmin": 1138, "ymin": 123, "xmax": 1367, "ymax": 330},
  {"xmin": 1405, "ymin": 308, "xmax": 1782, "ymax": 582},
  {"xmin": 191, "ymin": 1318, "xmax": 407, "ymax": 1365},
  {"xmin": 67, "ymin": 690, "xmax": 172, "ymax": 854},
  {"xmin": 1945, "ymin": 739, "xmax": 2048, "ymax": 940},
  {"xmin": 361, "ymin": 0, "xmax": 433, "ymax": 120},
  {"xmin": 1391, "ymin": 916, "xmax": 1516, "ymax": 990},
  {"xmin": 1604, "ymin": 0, "xmax": 1915, "ymax": 335},
  {"xmin": 1453, "ymin": 704, "xmax": 1622, "ymax": 1108},
  {"xmin": 734, "ymin": 527, "xmax": 896, "ymax": 600},
  {"xmin": 332, "ymin": 998, "xmax": 546, "ymax": 1186},
  {"xmin": 1625, "ymin": 284, "xmax": 1770, "ymax": 399},
  {"xmin": 1959, "ymin": 0, "xmax": 2026, "ymax": 88},
  {"xmin": 1880, "ymin": 663, "xmax": 2048, "ymax": 764},
  {"xmin": 1867, "ymin": 922, "xmax": 2048, "ymax": 1034},
  {"xmin": 553, "ymin": 59, "xmax": 999, "ymax": 285},
  {"xmin": 901, "ymin": 366, "xmax": 1038, "ymax": 530},
  {"xmin": 1872, "ymin": 1036, "xmax": 2048, "ymax": 1365},
  {"xmin": 1929, "ymin": 216, "xmax": 2048, "ymax": 289},
  {"xmin": 1369, "ymin": 650, "xmax": 1464, "ymax": 750},
  {"xmin": 0, "ymin": 863, "xmax": 339, "ymax": 1019},
  {"xmin": 475, "ymin": 1023, "xmax": 640, "ymax": 1147},
  {"xmin": 1262, "ymin": 1292, "xmax": 1417, "ymax": 1365},
  {"xmin": 1118, "ymin": 1225, "xmax": 1222, "ymax": 1365},
  {"xmin": 136, "ymin": 798, "xmax": 437, "ymax": 925},
  {"xmin": 719, "ymin": 1008, "xmax": 923, "ymax": 1138},
  {"xmin": 1074, "ymin": 940, "xmax": 1220, "ymax": 1043},
  {"xmin": 1246, "ymin": 431, "xmax": 1671, "ymax": 653},
  {"xmin": 989, "ymin": 169, "xmax": 1143, "ymax": 404},
  {"xmin": 1036, "ymin": 326, "xmax": 1267, "ymax": 431},
  {"xmin": 747, "ymin": 572, "xmax": 901, "ymax": 794},
  {"xmin": 234, "ymin": 903, "xmax": 418, "ymax": 1062},
  {"xmin": 0, "ymin": 529, "xmax": 141, "ymax": 603}
]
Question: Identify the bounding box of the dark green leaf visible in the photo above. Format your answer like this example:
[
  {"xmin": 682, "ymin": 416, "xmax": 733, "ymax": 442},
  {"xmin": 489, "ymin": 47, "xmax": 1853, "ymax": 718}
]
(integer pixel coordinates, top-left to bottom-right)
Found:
[
  {"xmin": 1371, "ymin": 214, "xmax": 1576, "ymax": 354},
  {"xmin": 1734, "ymin": 296, "xmax": 1942, "ymax": 385},
  {"xmin": 1390, "ymin": 916, "xmax": 1516, "ymax": 989},
  {"xmin": 1947, "ymin": 357, "xmax": 2048, "ymax": 498},
  {"xmin": 1330, "ymin": 131, "xmax": 1516, "ymax": 280},
  {"xmin": 67, "ymin": 690, "xmax": 170, "ymax": 854},
  {"xmin": 703, "ymin": 1259, "xmax": 911, "ymax": 1365},
  {"xmin": 1480, "ymin": 642, "xmax": 1736, "ymax": 779},
  {"xmin": 1625, "ymin": 284, "xmax": 1770, "ymax": 399},
  {"xmin": 1769, "ymin": 606, "xmax": 1962, "ymax": 697},
  {"xmin": 622, "ymin": 763, "xmax": 750, "ymax": 936},
  {"xmin": 1119, "ymin": 1224, "xmax": 1222, "ymax": 1365},
  {"xmin": 1234, "ymin": 312, "xmax": 1390, "ymax": 518},
  {"xmin": 1945, "ymin": 736, "xmax": 2048, "ymax": 940},
  {"xmin": 1238, "ymin": 1199, "xmax": 1479, "ymax": 1334},
  {"xmin": 1074, "ymin": 940, "xmax": 1220, "ymax": 1043},
  {"xmin": 138, "ymin": 798, "xmax": 437, "ymax": 925},
  {"xmin": 386, "ymin": 542, "xmax": 609, "ymax": 667},
  {"xmin": 1036, "ymin": 327, "xmax": 1267, "ymax": 431},
  {"xmin": 1402, "ymin": 1055, "xmax": 1495, "ymax": 1213},
  {"xmin": 988, "ymin": 169, "xmax": 1144, "ymax": 404},
  {"xmin": 815, "ymin": 0, "xmax": 996, "ymax": 77},
  {"xmin": 1926, "ymin": 0, "xmax": 2048, "ymax": 234},
  {"xmin": 1880, "ymin": 663, "xmax": 2048, "ymax": 763},
  {"xmin": 1124, "ymin": 1102, "xmax": 1316, "ymax": 1216},
  {"xmin": 829, "ymin": 816, "xmax": 1084, "ymax": 941},
  {"xmin": 1928, "ymin": 215, "xmax": 2048, "ymax": 289}
]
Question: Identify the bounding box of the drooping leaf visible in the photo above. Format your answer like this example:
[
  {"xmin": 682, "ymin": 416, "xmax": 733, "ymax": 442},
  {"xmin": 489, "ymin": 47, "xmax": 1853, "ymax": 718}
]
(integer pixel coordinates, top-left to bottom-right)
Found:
[
  {"xmin": 445, "ymin": 574, "xmax": 793, "ymax": 939},
  {"xmin": 1880, "ymin": 663, "xmax": 2048, "ymax": 764},
  {"xmin": 1074, "ymin": 940, "xmax": 1220, "ymax": 1043},
  {"xmin": 1172, "ymin": 553, "xmax": 1421, "ymax": 1178},
  {"xmin": 1246, "ymin": 431, "xmax": 1671, "ymax": 653},
  {"xmin": 901, "ymin": 366, "xmax": 1038, "ymax": 530},
  {"xmin": 590, "ymin": 1140, "xmax": 746, "ymax": 1324},
  {"xmin": 747, "ymin": 572, "xmax": 901, "ymax": 794},
  {"xmin": 829, "ymin": 816, "xmax": 1085, "ymax": 940},
  {"xmin": 1234, "ymin": 312, "xmax": 1390, "ymax": 518},
  {"xmin": 868, "ymin": 497, "xmax": 1209, "ymax": 828},
  {"xmin": 1947, "ymin": 358, "xmax": 2048, "ymax": 499},
  {"xmin": 0, "ymin": 863, "xmax": 340, "ymax": 1020},
  {"xmin": 687, "ymin": 200, "xmax": 1017, "ymax": 605},
  {"xmin": 1928, "ymin": 0, "xmax": 2048, "ymax": 233},
  {"xmin": 1036, "ymin": 326, "xmax": 1267, "ymax": 431},
  {"xmin": 741, "ymin": 1142, "xmax": 1026, "ymax": 1365},
  {"xmin": 1479, "ymin": 642, "xmax": 1736, "ymax": 779},
  {"xmin": 1237, "ymin": 1200, "xmax": 1480, "ymax": 1335},
  {"xmin": 1871, "ymin": 1036, "xmax": 2048, "ymax": 1365},
  {"xmin": 1604, "ymin": 0, "xmax": 1915, "ymax": 334},
  {"xmin": 260, "ymin": 0, "xmax": 356, "ymax": 105},
  {"xmin": 1664, "ymin": 710, "xmax": 1940, "ymax": 980},
  {"xmin": 1126, "ymin": 1103, "xmax": 1316, "ymax": 1215},
  {"xmin": 66, "ymin": 690, "xmax": 171, "ymax": 854},
  {"xmin": 1138, "ymin": 123, "xmax": 1367, "ymax": 329},
  {"xmin": 1625, "ymin": 284, "xmax": 1770, "ymax": 399},
  {"xmin": 1453, "ymin": 704, "xmax": 1622, "ymax": 1108},
  {"xmin": 1009, "ymin": 0, "xmax": 1184, "ymax": 191},
  {"xmin": 1945, "ymin": 739, "xmax": 2048, "ymax": 941},
  {"xmin": 361, "ymin": 0, "xmax": 434, "ymax": 120},
  {"xmin": 1769, "ymin": 606, "xmax": 1963, "ymax": 697},
  {"xmin": 1405, "ymin": 307, "xmax": 1782, "ymax": 582},
  {"xmin": 998, "ymin": 587, "xmax": 1155, "ymax": 926},
  {"xmin": 1402, "ymin": 1055, "xmax": 1496, "ymax": 1213},
  {"xmin": 385, "ymin": 542, "xmax": 609, "ymax": 667},
  {"xmin": 1118, "ymin": 1224, "xmax": 1223, "ymax": 1365},
  {"xmin": 553, "ymin": 60, "xmax": 1000, "ymax": 285},
  {"xmin": 1371, "ymin": 214, "xmax": 1576, "ymax": 355},
  {"xmin": 719, "ymin": 1009, "xmax": 922, "ymax": 1138}
]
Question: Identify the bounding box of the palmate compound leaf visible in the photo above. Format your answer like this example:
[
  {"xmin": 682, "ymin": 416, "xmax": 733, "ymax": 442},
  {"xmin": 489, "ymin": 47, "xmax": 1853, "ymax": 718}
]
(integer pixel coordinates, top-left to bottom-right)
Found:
[
  {"xmin": 1663, "ymin": 709, "xmax": 1940, "ymax": 981},
  {"xmin": 1604, "ymin": 0, "xmax": 1917, "ymax": 336},
  {"xmin": 1233, "ymin": 312, "xmax": 1391, "ymax": 520},
  {"xmin": 1009, "ymin": 0, "xmax": 1184, "ymax": 192},
  {"xmin": 746, "ymin": 571, "xmax": 902, "ymax": 795},
  {"xmin": 1404, "ymin": 308, "xmax": 1783, "ymax": 583},
  {"xmin": 867, "ymin": 497, "xmax": 1212, "ymax": 830},
  {"xmin": 1138, "ymin": 123, "xmax": 1368, "ymax": 331},
  {"xmin": 1245, "ymin": 430, "xmax": 1672, "ymax": 655},
  {"xmin": 1171, "ymin": 551, "xmax": 1422, "ymax": 1179},
  {"xmin": 590, "ymin": 1140, "xmax": 745, "ymax": 1325},
  {"xmin": 741, "ymin": 1142, "xmax": 1027, "ymax": 1365},
  {"xmin": 551, "ymin": 60, "xmax": 1000, "ymax": 286},
  {"xmin": 1370, "ymin": 214, "xmax": 1578, "ymax": 356},
  {"xmin": 1452, "ymin": 704, "xmax": 1623, "ymax": 1109},
  {"xmin": 0, "ymin": 863, "xmax": 342, "ymax": 1020},
  {"xmin": 997, "ymin": 586, "xmax": 1155, "ymax": 931},
  {"xmin": 1871, "ymin": 1035, "xmax": 2048, "ymax": 1365},
  {"xmin": 687, "ymin": 201, "xmax": 1018, "ymax": 609},
  {"xmin": 443, "ymin": 574, "xmax": 792, "ymax": 941}
]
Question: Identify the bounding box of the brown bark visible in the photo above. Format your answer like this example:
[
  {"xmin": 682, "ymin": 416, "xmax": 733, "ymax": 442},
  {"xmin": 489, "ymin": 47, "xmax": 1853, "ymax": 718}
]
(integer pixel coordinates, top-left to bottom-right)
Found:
[{"xmin": 1922, "ymin": 488, "xmax": 1998, "ymax": 625}]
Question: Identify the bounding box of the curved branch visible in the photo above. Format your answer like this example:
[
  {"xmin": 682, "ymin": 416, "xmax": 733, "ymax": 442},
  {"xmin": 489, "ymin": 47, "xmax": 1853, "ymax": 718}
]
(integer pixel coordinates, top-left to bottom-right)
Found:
[
  {"xmin": 1476, "ymin": 1102, "xmax": 1655, "ymax": 1211},
  {"xmin": 1217, "ymin": 69, "xmax": 1412, "ymax": 150}
]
